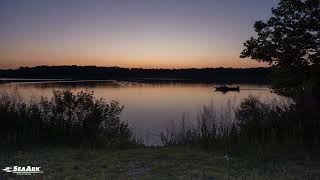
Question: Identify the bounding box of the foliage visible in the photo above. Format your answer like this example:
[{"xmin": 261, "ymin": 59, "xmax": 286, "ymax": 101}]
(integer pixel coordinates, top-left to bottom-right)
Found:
[
  {"xmin": 161, "ymin": 96, "xmax": 320, "ymax": 152},
  {"xmin": 235, "ymin": 96, "xmax": 286, "ymax": 143},
  {"xmin": 0, "ymin": 90, "xmax": 133, "ymax": 148},
  {"xmin": 160, "ymin": 103, "xmax": 238, "ymax": 148},
  {"xmin": 240, "ymin": 0, "xmax": 320, "ymax": 151},
  {"xmin": 240, "ymin": 0, "xmax": 320, "ymax": 97}
]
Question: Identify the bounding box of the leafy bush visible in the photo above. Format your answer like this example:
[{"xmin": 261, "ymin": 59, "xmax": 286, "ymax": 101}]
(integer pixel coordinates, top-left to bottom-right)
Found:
[
  {"xmin": 235, "ymin": 96, "xmax": 286, "ymax": 144},
  {"xmin": 236, "ymin": 95, "xmax": 320, "ymax": 148},
  {"xmin": 0, "ymin": 90, "xmax": 133, "ymax": 148}
]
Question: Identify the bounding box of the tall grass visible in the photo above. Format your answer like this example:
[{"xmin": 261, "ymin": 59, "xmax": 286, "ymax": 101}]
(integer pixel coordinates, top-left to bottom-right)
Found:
[
  {"xmin": 0, "ymin": 90, "xmax": 133, "ymax": 148},
  {"xmin": 160, "ymin": 101, "xmax": 238, "ymax": 149},
  {"xmin": 161, "ymin": 96, "xmax": 320, "ymax": 153}
]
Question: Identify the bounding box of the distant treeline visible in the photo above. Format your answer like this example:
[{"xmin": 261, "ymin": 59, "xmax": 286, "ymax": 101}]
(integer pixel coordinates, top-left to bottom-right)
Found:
[{"xmin": 0, "ymin": 66, "xmax": 271, "ymax": 83}]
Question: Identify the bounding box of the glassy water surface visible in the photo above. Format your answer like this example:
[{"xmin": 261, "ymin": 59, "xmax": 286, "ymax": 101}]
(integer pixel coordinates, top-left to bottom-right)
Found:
[{"xmin": 0, "ymin": 80, "xmax": 282, "ymax": 145}]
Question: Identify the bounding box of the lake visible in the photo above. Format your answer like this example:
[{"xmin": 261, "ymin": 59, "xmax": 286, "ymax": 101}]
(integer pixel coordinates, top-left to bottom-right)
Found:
[{"xmin": 0, "ymin": 80, "xmax": 282, "ymax": 145}]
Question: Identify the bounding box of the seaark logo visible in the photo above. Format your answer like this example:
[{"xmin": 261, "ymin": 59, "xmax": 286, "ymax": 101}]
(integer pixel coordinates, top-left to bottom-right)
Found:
[{"xmin": 2, "ymin": 166, "xmax": 43, "ymax": 175}]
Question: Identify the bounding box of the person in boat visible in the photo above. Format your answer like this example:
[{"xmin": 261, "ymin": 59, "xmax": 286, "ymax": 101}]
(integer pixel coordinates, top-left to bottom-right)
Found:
[{"xmin": 215, "ymin": 85, "xmax": 240, "ymax": 92}]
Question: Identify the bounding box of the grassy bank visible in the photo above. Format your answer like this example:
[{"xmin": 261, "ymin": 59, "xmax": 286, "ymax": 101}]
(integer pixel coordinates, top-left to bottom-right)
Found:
[{"xmin": 1, "ymin": 146, "xmax": 320, "ymax": 179}]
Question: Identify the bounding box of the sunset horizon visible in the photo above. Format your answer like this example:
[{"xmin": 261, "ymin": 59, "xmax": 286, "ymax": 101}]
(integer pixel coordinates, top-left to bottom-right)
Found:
[
  {"xmin": 0, "ymin": 0, "xmax": 276, "ymax": 69},
  {"xmin": 0, "ymin": 58, "xmax": 269, "ymax": 70}
]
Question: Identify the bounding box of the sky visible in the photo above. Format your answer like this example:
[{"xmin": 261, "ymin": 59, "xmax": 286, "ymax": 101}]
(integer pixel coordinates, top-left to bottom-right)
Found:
[{"xmin": 0, "ymin": 0, "xmax": 278, "ymax": 69}]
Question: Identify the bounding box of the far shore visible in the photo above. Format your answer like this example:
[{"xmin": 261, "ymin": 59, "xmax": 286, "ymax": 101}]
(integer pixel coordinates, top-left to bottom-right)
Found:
[{"xmin": 0, "ymin": 78, "xmax": 269, "ymax": 85}]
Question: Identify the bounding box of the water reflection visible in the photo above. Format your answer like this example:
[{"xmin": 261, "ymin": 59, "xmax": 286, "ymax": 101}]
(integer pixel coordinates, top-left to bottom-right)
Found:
[{"xmin": 0, "ymin": 80, "xmax": 279, "ymax": 145}]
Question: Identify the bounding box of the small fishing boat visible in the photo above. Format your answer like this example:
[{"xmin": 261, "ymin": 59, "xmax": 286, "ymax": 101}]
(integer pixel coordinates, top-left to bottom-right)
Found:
[{"xmin": 215, "ymin": 85, "xmax": 240, "ymax": 92}]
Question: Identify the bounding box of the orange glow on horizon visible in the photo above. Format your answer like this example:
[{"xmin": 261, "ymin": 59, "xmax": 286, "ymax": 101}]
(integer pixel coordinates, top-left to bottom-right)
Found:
[
  {"xmin": 0, "ymin": 0, "xmax": 277, "ymax": 70},
  {"xmin": 0, "ymin": 56, "xmax": 269, "ymax": 69}
]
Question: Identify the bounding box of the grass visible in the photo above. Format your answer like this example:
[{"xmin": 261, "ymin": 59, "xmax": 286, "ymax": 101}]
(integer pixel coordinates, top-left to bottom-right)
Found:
[
  {"xmin": 161, "ymin": 95, "xmax": 320, "ymax": 153},
  {"xmin": 1, "ymin": 146, "xmax": 320, "ymax": 179}
]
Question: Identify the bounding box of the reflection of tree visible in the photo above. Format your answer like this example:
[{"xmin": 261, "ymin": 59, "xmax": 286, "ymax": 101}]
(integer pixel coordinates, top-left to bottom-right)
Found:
[{"xmin": 19, "ymin": 80, "xmax": 121, "ymax": 89}]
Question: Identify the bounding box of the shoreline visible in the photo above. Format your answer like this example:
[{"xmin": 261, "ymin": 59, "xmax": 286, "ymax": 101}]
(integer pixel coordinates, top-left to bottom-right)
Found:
[{"xmin": 0, "ymin": 78, "xmax": 270, "ymax": 85}]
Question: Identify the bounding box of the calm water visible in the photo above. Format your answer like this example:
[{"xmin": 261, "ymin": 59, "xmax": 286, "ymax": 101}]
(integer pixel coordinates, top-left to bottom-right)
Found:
[{"xmin": 0, "ymin": 80, "xmax": 282, "ymax": 145}]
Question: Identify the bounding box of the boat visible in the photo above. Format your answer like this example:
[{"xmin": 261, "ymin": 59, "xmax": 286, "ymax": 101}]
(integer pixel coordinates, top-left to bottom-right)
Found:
[{"xmin": 215, "ymin": 85, "xmax": 240, "ymax": 92}]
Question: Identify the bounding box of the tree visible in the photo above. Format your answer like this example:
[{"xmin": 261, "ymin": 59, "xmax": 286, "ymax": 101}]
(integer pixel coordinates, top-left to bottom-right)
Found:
[{"xmin": 240, "ymin": 0, "xmax": 320, "ymax": 97}]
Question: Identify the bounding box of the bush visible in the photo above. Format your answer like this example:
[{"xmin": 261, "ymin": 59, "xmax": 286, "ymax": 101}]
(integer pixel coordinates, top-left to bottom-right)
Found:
[
  {"xmin": 236, "ymin": 95, "xmax": 320, "ymax": 148},
  {"xmin": 0, "ymin": 90, "xmax": 133, "ymax": 148},
  {"xmin": 161, "ymin": 95, "xmax": 320, "ymax": 152},
  {"xmin": 235, "ymin": 96, "xmax": 286, "ymax": 144}
]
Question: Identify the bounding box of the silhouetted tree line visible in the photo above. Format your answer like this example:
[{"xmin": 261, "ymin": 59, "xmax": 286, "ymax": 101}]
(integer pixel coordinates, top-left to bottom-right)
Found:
[{"xmin": 0, "ymin": 66, "xmax": 270, "ymax": 83}]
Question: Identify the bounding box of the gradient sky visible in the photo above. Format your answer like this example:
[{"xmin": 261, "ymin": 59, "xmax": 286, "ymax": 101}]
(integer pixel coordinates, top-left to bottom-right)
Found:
[{"xmin": 0, "ymin": 0, "xmax": 278, "ymax": 69}]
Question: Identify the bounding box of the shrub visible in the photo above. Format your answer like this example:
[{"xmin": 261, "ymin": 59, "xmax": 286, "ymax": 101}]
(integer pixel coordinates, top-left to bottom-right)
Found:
[
  {"xmin": 160, "ymin": 96, "xmax": 320, "ymax": 152},
  {"xmin": 235, "ymin": 96, "xmax": 286, "ymax": 144},
  {"xmin": 0, "ymin": 90, "xmax": 133, "ymax": 148}
]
